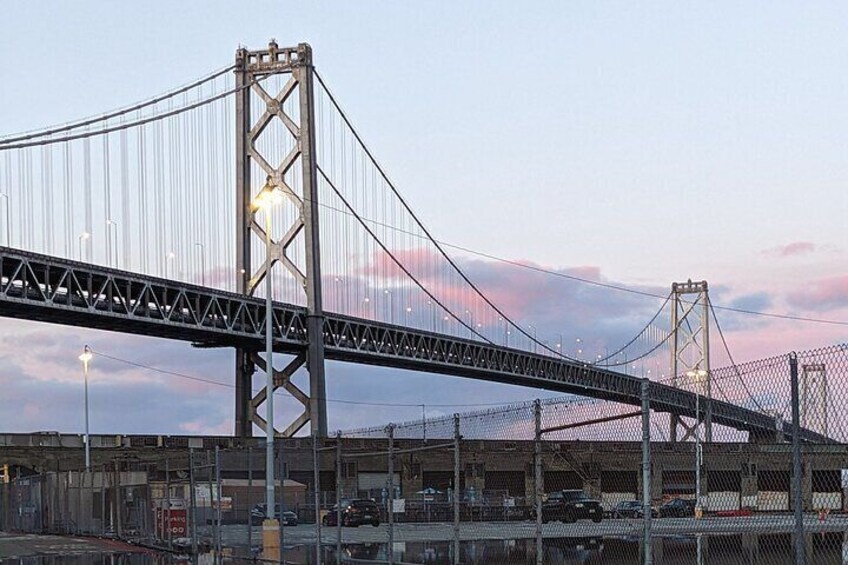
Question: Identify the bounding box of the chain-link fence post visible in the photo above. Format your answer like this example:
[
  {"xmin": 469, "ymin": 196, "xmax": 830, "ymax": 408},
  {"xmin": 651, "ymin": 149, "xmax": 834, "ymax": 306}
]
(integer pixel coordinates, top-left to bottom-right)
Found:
[
  {"xmin": 790, "ymin": 352, "xmax": 805, "ymax": 565},
  {"xmin": 641, "ymin": 378, "xmax": 653, "ymax": 565},
  {"xmin": 453, "ymin": 413, "xmax": 461, "ymax": 565},
  {"xmin": 114, "ymin": 460, "xmax": 122, "ymax": 538},
  {"xmin": 387, "ymin": 423, "xmax": 395, "ymax": 565},
  {"xmin": 215, "ymin": 446, "xmax": 222, "ymax": 556},
  {"xmin": 313, "ymin": 432, "xmax": 323, "ymax": 565},
  {"xmin": 335, "ymin": 431, "xmax": 342, "ymax": 565},
  {"xmin": 189, "ymin": 448, "xmax": 198, "ymax": 555},
  {"xmin": 534, "ymin": 399, "xmax": 543, "ymax": 565}
]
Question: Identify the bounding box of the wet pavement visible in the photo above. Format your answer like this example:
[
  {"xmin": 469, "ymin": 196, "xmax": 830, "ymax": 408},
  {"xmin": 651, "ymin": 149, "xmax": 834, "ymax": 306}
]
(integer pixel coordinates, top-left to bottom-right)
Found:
[{"xmin": 0, "ymin": 532, "xmax": 155, "ymax": 561}]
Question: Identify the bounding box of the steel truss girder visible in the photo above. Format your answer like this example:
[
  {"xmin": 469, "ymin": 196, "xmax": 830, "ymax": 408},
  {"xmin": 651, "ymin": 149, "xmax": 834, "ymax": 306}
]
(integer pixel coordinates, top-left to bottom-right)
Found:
[{"xmin": 0, "ymin": 247, "xmax": 829, "ymax": 444}]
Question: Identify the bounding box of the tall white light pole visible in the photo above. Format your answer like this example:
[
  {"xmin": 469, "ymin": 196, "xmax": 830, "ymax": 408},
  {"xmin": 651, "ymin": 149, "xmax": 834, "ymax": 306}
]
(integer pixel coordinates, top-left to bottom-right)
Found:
[
  {"xmin": 78, "ymin": 345, "xmax": 93, "ymax": 471},
  {"xmin": 78, "ymin": 232, "xmax": 91, "ymax": 261},
  {"xmin": 106, "ymin": 220, "xmax": 119, "ymax": 268},
  {"xmin": 255, "ymin": 184, "xmax": 283, "ymax": 517},
  {"xmin": 166, "ymin": 252, "xmax": 176, "ymax": 279},
  {"xmin": 687, "ymin": 366, "xmax": 708, "ymax": 517},
  {"xmin": 384, "ymin": 289, "xmax": 393, "ymax": 324}
]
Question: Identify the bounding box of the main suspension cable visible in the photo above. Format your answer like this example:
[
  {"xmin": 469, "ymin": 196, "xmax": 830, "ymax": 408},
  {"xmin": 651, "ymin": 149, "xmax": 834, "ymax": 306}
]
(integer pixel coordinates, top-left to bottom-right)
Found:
[{"xmin": 0, "ymin": 65, "xmax": 235, "ymax": 145}]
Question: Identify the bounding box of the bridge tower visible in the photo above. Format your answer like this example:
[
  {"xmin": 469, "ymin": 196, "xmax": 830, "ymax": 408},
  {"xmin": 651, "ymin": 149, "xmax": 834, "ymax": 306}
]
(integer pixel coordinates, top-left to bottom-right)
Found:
[
  {"xmin": 800, "ymin": 363, "xmax": 828, "ymax": 436},
  {"xmin": 669, "ymin": 280, "xmax": 713, "ymax": 443},
  {"xmin": 234, "ymin": 41, "xmax": 327, "ymax": 439}
]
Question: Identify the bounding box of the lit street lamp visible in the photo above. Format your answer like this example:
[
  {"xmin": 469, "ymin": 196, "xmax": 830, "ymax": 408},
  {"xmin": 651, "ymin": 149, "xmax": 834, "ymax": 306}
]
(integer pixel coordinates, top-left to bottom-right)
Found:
[
  {"xmin": 253, "ymin": 182, "xmax": 284, "ymax": 521},
  {"xmin": 166, "ymin": 251, "xmax": 176, "ymax": 279},
  {"xmin": 78, "ymin": 345, "xmax": 93, "ymax": 471},
  {"xmin": 78, "ymin": 232, "xmax": 91, "ymax": 261}
]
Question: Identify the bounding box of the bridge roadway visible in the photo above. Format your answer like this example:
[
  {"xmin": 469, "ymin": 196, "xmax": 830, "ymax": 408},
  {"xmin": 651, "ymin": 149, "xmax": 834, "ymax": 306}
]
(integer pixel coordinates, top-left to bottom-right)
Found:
[{"xmin": 0, "ymin": 246, "xmax": 828, "ymax": 443}]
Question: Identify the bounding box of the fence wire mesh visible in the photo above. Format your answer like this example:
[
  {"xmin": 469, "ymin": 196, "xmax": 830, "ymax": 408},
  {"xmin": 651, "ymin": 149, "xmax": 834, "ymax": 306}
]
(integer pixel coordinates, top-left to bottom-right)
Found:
[{"xmin": 3, "ymin": 344, "xmax": 848, "ymax": 563}]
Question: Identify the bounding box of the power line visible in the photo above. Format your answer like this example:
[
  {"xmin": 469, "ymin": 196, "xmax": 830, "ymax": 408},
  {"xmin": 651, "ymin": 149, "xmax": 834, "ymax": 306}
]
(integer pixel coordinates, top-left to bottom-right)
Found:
[
  {"xmin": 313, "ymin": 196, "xmax": 848, "ymax": 328},
  {"xmin": 0, "ymin": 69, "xmax": 272, "ymax": 151},
  {"xmin": 0, "ymin": 65, "xmax": 235, "ymax": 144},
  {"xmin": 90, "ymin": 348, "xmax": 540, "ymax": 409}
]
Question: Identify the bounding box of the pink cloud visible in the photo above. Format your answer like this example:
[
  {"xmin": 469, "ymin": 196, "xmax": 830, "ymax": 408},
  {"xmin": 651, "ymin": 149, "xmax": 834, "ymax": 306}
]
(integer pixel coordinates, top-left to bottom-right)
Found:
[
  {"xmin": 763, "ymin": 241, "xmax": 816, "ymax": 258},
  {"xmin": 786, "ymin": 275, "xmax": 848, "ymax": 312}
]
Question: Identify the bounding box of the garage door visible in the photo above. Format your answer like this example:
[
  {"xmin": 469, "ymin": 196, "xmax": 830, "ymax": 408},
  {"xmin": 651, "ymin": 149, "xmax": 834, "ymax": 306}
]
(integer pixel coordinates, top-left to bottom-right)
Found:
[
  {"xmin": 707, "ymin": 471, "xmax": 741, "ymax": 512},
  {"xmin": 485, "ymin": 471, "xmax": 526, "ymax": 497},
  {"xmin": 544, "ymin": 471, "xmax": 582, "ymax": 493},
  {"xmin": 812, "ymin": 470, "xmax": 842, "ymax": 510},
  {"xmin": 662, "ymin": 471, "xmax": 695, "ymax": 497},
  {"xmin": 757, "ymin": 471, "xmax": 789, "ymax": 511},
  {"xmin": 601, "ymin": 471, "xmax": 638, "ymax": 510}
]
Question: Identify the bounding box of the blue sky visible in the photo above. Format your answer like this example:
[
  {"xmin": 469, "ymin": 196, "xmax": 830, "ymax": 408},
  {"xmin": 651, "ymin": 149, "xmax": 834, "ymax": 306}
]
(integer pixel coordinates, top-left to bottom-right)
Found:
[{"xmin": 0, "ymin": 1, "xmax": 846, "ymax": 435}]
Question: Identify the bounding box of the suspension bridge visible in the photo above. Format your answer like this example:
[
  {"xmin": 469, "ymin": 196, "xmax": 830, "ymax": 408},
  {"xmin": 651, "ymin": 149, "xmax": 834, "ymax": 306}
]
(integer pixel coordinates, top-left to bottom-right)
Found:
[{"xmin": 0, "ymin": 41, "xmax": 830, "ymax": 444}]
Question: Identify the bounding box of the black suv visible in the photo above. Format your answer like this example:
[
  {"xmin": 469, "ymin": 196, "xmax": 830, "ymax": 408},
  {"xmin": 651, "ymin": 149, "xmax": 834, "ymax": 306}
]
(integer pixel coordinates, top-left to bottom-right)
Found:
[
  {"xmin": 250, "ymin": 503, "xmax": 299, "ymax": 526},
  {"xmin": 659, "ymin": 498, "xmax": 696, "ymax": 518},
  {"xmin": 322, "ymin": 499, "xmax": 381, "ymax": 527},
  {"xmin": 609, "ymin": 500, "xmax": 657, "ymax": 519},
  {"xmin": 541, "ymin": 490, "xmax": 603, "ymax": 524}
]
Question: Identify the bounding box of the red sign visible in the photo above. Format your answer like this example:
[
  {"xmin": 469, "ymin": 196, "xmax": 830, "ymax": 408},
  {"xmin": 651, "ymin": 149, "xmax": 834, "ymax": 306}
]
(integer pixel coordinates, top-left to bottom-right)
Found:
[{"xmin": 156, "ymin": 508, "xmax": 187, "ymax": 539}]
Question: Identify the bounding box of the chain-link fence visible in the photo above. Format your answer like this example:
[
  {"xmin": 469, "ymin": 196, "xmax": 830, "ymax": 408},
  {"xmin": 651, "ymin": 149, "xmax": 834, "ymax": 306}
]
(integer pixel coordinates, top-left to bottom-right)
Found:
[{"xmin": 3, "ymin": 344, "xmax": 848, "ymax": 563}]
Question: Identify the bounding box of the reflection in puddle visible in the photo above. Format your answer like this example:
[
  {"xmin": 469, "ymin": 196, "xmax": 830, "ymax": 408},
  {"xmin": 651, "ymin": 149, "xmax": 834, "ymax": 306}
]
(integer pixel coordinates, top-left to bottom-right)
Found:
[{"xmin": 7, "ymin": 532, "xmax": 848, "ymax": 564}]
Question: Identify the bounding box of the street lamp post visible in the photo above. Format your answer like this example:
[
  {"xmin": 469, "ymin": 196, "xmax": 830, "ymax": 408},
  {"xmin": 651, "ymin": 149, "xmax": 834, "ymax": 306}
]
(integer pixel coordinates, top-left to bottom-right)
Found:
[
  {"xmin": 429, "ymin": 300, "xmax": 437, "ymax": 332},
  {"xmin": 106, "ymin": 220, "xmax": 119, "ymax": 268},
  {"xmin": 78, "ymin": 232, "xmax": 90, "ymax": 261},
  {"xmin": 384, "ymin": 289, "xmax": 393, "ymax": 324},
  {"xmin": 194, "ymin": 243, "xmax": 206, "ymax": 286},
  {"xmin": 687, "ymin": 366, "xmax": 708, "ymax": 518},
  {"xmin": 0, "ymin": 193, "xmax": 10, "ymax": 246},
  {"xmin": 166, "ymin": 252, "xmax": 176, "ymax": 279},
  {"xmin": 465, "ymin": 310, "xmax": 475, "ymax": 339},
  {"xmin": 78, "ymin": 345, "xmax": 93, "ymax": 471},
  {"xmin": 254, "ymin": 184, "xmax": 284, "ymax": 520}
]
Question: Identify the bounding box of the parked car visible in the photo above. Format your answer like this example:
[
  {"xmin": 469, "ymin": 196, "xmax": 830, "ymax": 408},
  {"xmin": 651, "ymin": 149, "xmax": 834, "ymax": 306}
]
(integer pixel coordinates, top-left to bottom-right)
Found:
[
  {"xmin": 659, "ymin": 498, "xmax": 696, "ymax": 518},
  {"xmin": 322, "ymin": 499, "xmax": 381, "ymax": 527},
  {"xmin": 541, "ymin": 490, "xmax": 603, "ymax": 524},
  {"xmin": 250, "ymin": 503, "xmax": 298, "ymax": 526},
  {"xmin": 609, "ymin": 500, "xmax": 657, "ymax": 519}
]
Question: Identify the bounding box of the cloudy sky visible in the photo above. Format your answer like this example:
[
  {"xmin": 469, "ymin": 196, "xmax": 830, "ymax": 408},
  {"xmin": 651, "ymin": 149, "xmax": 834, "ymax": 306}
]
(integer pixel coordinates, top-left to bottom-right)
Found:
[{"xmin": 0, "ymin": 1, "xmax": 846, "ymax": 436}]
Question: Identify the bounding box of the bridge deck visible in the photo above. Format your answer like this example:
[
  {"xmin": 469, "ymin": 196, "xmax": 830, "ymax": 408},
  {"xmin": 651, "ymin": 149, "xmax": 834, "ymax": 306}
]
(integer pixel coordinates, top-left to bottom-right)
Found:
[{"xmin": 0, "ymin": 247, "xmax": 828, "ymax": 443}]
